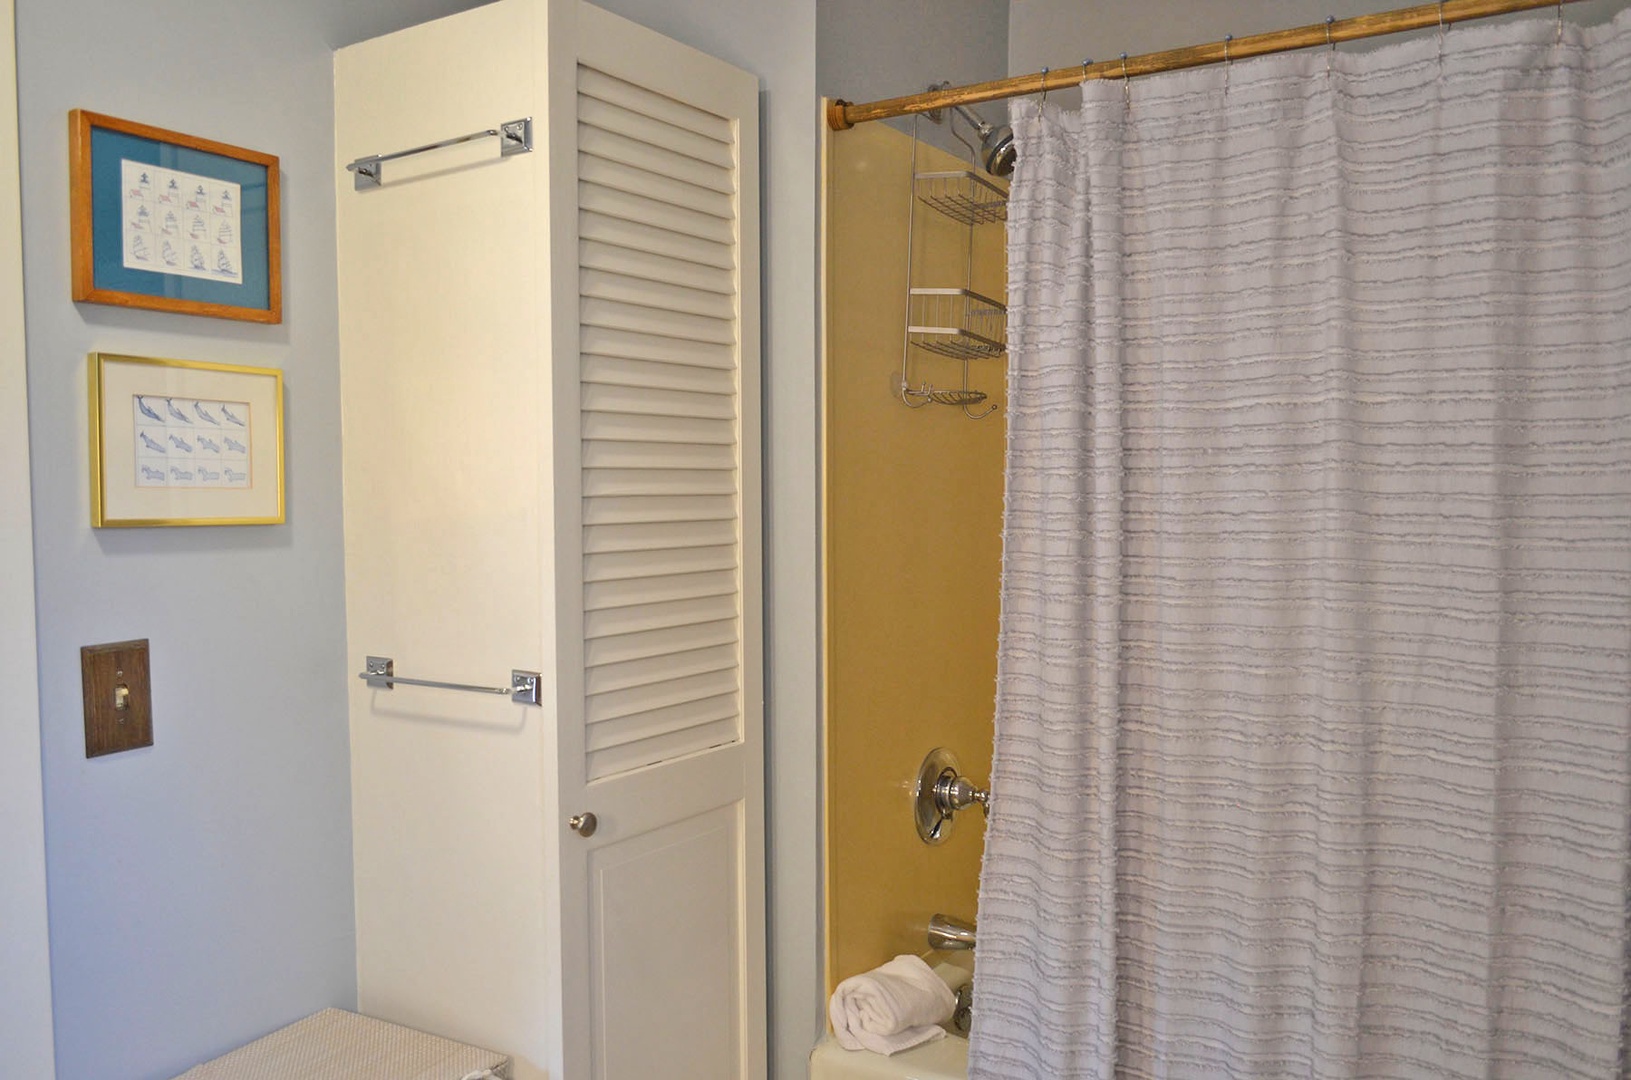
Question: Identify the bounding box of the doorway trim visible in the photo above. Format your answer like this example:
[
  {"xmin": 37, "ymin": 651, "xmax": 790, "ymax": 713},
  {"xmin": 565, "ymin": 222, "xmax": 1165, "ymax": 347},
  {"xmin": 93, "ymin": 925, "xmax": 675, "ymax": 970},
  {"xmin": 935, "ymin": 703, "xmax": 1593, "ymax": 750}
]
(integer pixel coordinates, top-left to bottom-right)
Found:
[{"xmin": 0, "ymin": 0, "xmax": 57, "ymax": 1072}]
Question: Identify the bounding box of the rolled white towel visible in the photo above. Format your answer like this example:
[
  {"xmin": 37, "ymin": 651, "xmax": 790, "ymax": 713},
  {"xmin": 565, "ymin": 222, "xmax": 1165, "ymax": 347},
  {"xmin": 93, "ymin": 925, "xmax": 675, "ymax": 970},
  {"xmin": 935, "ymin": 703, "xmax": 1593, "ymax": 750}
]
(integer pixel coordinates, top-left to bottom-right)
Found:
[{"xmin": 828, "ymin": 954, "xmax": 957, "ymax": 1055}]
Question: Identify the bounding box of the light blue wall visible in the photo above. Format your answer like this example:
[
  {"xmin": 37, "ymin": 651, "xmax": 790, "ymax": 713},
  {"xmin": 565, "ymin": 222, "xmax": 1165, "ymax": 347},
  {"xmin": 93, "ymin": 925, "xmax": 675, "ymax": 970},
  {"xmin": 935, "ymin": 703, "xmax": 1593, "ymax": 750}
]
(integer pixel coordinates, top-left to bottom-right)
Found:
[
  {"xmin": 817, "ymin": 0, "xmax": 1009, "ymax": 157},
  {"xmin": 14, "ymin": 2, "xmax": 485, "ymax": 1077}
]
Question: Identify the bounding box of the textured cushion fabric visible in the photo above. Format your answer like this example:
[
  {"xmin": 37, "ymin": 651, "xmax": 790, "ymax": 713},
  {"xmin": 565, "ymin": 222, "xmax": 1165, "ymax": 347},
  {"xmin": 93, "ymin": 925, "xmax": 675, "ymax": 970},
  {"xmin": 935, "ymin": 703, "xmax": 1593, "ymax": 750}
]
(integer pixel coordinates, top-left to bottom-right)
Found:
[{"xmin": 172, "ymin": 1008, "xmax": 511, "ymax": 1080}]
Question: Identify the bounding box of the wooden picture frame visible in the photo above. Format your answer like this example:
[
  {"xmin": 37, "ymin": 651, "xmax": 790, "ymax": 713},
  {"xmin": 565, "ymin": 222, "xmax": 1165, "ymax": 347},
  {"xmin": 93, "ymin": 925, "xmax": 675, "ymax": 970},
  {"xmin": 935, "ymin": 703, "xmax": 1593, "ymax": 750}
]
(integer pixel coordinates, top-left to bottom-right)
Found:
[
  {"xmin": 69, "ymin": 110, "xmax": 281, "ymax": 323},
  {"xmin": 89, "ymin": 352, "xmax": 285, "ymax": 527}
]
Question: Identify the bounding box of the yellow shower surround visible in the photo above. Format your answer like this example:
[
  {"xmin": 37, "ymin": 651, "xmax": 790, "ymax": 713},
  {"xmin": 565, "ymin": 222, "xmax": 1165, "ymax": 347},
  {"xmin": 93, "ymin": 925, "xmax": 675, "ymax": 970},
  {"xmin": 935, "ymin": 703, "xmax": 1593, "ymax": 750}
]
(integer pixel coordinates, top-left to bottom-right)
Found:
[{"xmin": 822, "ymin": 119, "xmax": 1008, "ymax": 992}]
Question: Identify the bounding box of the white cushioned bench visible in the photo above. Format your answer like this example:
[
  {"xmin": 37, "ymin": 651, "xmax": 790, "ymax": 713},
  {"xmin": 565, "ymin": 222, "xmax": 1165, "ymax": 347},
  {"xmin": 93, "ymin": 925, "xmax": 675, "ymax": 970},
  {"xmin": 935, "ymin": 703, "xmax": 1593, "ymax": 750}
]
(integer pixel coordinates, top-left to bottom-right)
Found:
[{"xmin": 172, "ymin": 1008, "xmax": 511, "ymax": 1080}]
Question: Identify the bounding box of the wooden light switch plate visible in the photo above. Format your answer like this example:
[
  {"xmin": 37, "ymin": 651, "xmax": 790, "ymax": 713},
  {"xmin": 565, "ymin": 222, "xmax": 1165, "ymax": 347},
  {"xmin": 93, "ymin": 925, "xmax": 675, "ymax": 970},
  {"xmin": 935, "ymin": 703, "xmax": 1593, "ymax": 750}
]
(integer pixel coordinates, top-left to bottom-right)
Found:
[{"xmin": 81, "ymin": 638, "xmax": 152, "ymax": 757}]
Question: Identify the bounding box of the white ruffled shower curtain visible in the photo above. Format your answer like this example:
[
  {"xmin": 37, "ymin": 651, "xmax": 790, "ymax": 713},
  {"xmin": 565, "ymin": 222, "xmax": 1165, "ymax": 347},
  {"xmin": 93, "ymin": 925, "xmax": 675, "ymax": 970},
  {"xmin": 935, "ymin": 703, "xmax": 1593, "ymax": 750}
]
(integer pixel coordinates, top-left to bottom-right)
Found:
[{"xmin": 972, "ymin": 9, "xmax": 1631, "ymax": 1079}]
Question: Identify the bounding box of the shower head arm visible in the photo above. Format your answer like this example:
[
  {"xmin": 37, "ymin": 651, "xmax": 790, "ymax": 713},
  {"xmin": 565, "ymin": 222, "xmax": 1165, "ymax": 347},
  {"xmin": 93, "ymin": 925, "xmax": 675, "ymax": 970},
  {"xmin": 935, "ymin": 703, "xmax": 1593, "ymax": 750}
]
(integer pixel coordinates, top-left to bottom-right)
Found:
[
  {"xmin": 950, "ymin": 103, "xmax": 994, "ymax": 139},
  {"xmin": 945, "ymin": 104, "xmax": 982, "ymax": 162},
  {"xmin": 948, "ymin": 103, "xmax": 1017, "ymax": 179}
]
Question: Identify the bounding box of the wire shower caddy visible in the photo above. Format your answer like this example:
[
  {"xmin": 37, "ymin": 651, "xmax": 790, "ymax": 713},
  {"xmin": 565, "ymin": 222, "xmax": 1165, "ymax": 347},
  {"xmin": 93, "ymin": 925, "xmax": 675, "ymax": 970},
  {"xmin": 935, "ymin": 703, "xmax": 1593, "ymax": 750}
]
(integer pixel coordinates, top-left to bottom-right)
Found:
[
  {"xmin": 913, "ymin": 169, "xmax": 1009, "ymax": 227},
  {"xmin": 906, "ymin": 287, "xmax": 1007, "ymax": 361},
  {"xmin": 898, "ymin": 109, "xmax": 1008, "ymax": 419}
]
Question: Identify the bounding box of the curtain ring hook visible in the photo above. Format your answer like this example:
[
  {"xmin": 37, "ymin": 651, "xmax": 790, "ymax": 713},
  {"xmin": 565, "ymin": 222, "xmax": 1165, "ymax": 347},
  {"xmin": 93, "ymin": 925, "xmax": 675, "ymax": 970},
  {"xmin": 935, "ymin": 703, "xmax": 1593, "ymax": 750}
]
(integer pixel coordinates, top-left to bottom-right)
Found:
[
  {"xmin": 1325, "ymin": 16, "xmax": 1336, "ymax": 75},
  {"xmin": 1437, "ymin": 2, "xmax": 1447, "ymax": 64},
  {"xmin": 1223, "ymin": 34, "xmax": 1233, "ymax": 92},
  {"xmin": 1121, "ymin": 52, "xmax": 1131, "ymax": 107},
  {"xmin": 1557, "ymin": 0, "xmax": 1565, "ymax": 45},
  {"xmin": 1039, "ymin": 66, "xmax": 1049, "ymax": 106},
  {"xmin": 1082, "ymin": 56, "xmax": 1092, "ymax": 84}
]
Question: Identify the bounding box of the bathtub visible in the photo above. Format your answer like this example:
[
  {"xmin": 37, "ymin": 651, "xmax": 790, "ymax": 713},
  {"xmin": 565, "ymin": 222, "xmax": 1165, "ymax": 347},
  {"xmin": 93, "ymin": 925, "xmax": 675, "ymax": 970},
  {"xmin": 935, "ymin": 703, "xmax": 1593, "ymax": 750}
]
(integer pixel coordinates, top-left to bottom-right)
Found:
[{"xmin": 808, "ymin": 1031, "xmax": 967, "ymax": 1080}]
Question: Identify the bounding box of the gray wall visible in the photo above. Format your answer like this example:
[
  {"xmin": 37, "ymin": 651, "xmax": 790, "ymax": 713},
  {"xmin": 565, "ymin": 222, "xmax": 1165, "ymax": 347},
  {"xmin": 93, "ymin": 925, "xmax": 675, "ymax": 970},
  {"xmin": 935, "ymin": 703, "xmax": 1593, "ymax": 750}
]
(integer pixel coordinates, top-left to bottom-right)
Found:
[
  {"xmin": 13, "ymin": 2, "xmax": 485, "ymax": 1076},
  {"xmin": 1011, "ymin": 0, "xmax": 1631, "ymax": 82},
  {"xmin": 579, "ymin": 4, "xmax": 823, "ymax": 1076},
  {"xmin": 818, "ymin": 0, "xmax": 1009, "ymax": 155}
]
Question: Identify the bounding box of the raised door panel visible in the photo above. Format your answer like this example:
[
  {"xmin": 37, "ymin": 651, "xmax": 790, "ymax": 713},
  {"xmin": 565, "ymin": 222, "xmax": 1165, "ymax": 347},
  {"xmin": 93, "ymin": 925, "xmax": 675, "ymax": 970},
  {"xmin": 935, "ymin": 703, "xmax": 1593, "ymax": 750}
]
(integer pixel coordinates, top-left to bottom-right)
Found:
[{"xmin": 590, "ymin": 804, "xmax": 743, "ymax": 1080}]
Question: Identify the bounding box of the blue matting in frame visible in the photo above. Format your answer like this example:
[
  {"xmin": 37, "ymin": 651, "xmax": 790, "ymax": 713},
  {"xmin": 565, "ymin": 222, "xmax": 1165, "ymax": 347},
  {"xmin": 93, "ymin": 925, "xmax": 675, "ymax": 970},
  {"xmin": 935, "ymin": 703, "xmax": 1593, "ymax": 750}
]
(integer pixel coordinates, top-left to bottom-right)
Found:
[{"xmin": 90, "ymin": 127, "xmax": 271, "ymax": 312}]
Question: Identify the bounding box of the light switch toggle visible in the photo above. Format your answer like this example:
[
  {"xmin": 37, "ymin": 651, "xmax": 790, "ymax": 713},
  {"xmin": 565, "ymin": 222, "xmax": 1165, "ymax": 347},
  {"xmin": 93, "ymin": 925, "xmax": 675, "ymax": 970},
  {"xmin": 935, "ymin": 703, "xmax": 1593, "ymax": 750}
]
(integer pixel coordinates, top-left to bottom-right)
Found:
[{"xmin": 114, "ymin": 684, "xmax": 130, "ymax": 712}]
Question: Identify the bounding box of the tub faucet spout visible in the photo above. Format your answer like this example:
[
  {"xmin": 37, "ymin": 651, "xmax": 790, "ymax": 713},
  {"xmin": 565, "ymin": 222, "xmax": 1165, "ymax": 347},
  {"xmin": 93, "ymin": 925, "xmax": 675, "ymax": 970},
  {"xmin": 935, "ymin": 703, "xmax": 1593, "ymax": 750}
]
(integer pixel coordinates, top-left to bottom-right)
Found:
[{"xmin": 928, "ymin": 913, "xmax": 976, "ymax": 951}]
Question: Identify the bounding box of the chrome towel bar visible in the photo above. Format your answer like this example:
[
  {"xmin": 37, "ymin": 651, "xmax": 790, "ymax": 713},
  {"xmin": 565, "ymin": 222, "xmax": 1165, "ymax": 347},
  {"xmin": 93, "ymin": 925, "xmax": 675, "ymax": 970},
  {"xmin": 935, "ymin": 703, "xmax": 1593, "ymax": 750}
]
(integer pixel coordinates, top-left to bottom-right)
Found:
[
  {"xmin": 358, "ymin": 655, "xmax": 542, "ymax": 706},
  {"xmin": 345, "ymin": 117, "xmax": 532, "ymax": 190}
]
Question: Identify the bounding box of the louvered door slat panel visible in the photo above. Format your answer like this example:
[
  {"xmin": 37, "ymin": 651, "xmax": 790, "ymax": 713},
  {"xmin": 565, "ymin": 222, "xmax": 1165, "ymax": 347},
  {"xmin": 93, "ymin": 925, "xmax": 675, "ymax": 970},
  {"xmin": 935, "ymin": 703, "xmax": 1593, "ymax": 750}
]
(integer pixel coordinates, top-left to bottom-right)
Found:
[
  {"xmin": 583, "ymin": 416, "xmax": 730, "ymax": 450},
  {"xmin": 585, "ymin": 594, "xmax": 739, "ymax": 642},
  {"xmin": 583, "ymin": 413, "xmax": 734, "ymax": 448},
  {"xmin": 578, "ymin": 66, "xmax": 732, "ymax": 146},
  {"xmin": 584, "ymin": 617, "xmax": 739, "ymax": 668},
  {"xmin": 584, "ymin": 468, "xmax": 738, "ymax": 499},
  {"xmin": 578, "ymin": 156, "xmax": 735, "ymax": 221},
  {"xmin": 579, "ymin": 211, "xmax": 733, "ymax": 270},
  {"xmin": 578, "ymin": 185, "xmax": 733, "ymax": 245},
  {"xmin": 582, "ymin": 382, "xmax": 735, "ymax": 420},
  {"xmin": 575, "ymin": 97, "xmax": 732, "ymax": 169},
  {"xmin": 578, "ymin": 126, "xmax": 735, "ymax": 196},
  {"xmin": 587, "ymin": 695, "xmax": 739, "ymax": 754},
  {"xmin": 582, "ymin": 440, "xmax": 736, "ymax": 472},
  {"xmin": 585, "ymin": 545, "xmax": 739, "ymax": 584},
  {"xmin": 583, "ymin": 356, "xmax": 736, "ymax": 398},
  {"xmin": 586, "ymin": 668, "xmax": 739, "ymax": 725},
  {"xmin": 578, "ymin": 65, "xmax": 743, "ymax": 784},
  {"xmin": 584, "ymin": 519, "xmax": 737, "ymax": 554},
  {"xmin": 586, "ymin": 570, "xmax": 737, "ymax": 613},
  {"xmin": 583, "ymin": 496, "xmax": 737, "ymax": 527},
  {"xmin": 587, "ymin": 718, "xmax": 738, "ymax": 780},
  {"xmin": 580, "ymin": 296, "xmax": 734, "ymax": 345},
  {"xmin": 581, "ymin": 325, "xmax": 734, "ymax": 370},
  {"xmin": 580, "ymin": 240, "xmax": 735, "ymax": 296},
  {"xmin": 586, "ymin": 642, "xmax": 740, "ymax": 697},
  {"xmin": 580, "ymin": 267, "xmax": 735, "ymax": 321}
]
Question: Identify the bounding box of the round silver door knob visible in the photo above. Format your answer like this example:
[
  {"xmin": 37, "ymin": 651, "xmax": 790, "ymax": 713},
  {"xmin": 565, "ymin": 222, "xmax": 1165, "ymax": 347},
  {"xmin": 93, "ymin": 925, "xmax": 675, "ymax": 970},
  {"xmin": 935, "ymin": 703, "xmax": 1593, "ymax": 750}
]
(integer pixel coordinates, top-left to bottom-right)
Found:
[{"xmin": 569, "ymin": 812, "xmax": 597, "ymax": 837}]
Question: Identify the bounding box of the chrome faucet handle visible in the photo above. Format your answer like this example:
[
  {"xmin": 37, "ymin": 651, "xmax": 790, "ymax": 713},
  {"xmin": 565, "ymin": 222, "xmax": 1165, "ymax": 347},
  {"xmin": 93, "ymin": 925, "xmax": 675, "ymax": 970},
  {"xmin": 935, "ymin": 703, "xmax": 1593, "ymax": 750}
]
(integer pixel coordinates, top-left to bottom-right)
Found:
[
  {"xmin": 951, "ymin": 981, "xmax": 974, "ymax": 1034},
  {"xmin": 914, "ymin": 748, "xmax": 992, "ymax": 844},
  {"xmin": 936, "ymin": 774, "xmax": 990, "ymax": 817}
]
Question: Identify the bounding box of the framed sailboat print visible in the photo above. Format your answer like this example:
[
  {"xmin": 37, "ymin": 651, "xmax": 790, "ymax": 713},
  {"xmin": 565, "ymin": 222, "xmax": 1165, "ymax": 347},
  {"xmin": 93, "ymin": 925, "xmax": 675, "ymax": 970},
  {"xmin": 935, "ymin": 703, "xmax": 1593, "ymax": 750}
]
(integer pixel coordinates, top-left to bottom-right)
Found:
[
  {"xmin": 89, "ymin": 353, "xmax": 285, "ymax": 527},
  {"xmin": 69, "ymin": 110, "xmax": 281, "ymax": 323}
]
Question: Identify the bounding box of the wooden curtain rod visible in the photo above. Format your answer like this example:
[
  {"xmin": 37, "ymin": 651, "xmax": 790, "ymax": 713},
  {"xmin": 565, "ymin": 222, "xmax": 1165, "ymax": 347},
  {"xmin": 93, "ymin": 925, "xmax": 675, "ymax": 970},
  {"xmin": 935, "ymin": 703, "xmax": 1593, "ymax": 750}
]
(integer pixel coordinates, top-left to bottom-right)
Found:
[{"xmin": 827, "ymin": 0, "xmax": 1586, "ymax": 130}]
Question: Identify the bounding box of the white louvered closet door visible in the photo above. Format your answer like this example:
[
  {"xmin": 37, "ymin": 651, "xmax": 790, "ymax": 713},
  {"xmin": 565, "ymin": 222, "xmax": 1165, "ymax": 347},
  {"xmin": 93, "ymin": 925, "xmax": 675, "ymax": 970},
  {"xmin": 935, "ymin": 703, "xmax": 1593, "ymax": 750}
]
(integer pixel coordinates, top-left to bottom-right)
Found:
[{"xmin": 552, "ymin": 5, "xmax": 763, "ymax": 1079}]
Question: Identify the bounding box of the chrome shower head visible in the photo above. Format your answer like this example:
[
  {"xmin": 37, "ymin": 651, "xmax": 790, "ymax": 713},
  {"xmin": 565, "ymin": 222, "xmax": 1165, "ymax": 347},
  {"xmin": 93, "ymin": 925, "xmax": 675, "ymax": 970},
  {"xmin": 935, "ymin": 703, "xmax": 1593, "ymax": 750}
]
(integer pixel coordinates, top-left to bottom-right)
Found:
[
  {"xmin": 950, "ymin": 104, "xmax": 1016, "ymax": 179},
  {"xmin": 980, "ymin": 124, "xmax": 1016, "ymax": 179}
]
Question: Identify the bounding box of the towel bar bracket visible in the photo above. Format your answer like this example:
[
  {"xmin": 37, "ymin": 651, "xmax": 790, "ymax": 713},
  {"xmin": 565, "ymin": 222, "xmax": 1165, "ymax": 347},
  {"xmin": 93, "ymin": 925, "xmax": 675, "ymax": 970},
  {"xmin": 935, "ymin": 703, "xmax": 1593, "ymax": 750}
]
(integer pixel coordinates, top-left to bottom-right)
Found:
[{"xmin": 358, "ymin": 655, "xmax": 542, "ymax": 706}]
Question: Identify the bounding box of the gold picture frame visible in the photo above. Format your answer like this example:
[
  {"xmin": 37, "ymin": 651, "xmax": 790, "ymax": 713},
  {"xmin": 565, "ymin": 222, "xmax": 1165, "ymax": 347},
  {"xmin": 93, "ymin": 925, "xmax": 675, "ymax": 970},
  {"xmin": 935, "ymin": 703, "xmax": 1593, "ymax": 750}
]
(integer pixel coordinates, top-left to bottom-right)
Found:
[{"xmin": 89, "ymin": 352, "xmax": 284, "ymax": 527}]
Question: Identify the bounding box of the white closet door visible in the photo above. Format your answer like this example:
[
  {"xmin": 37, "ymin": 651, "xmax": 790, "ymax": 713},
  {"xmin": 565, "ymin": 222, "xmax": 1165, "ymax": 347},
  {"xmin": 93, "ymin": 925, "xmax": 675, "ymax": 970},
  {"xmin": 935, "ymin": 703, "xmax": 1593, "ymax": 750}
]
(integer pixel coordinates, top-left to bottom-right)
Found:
[{"xmin": 550, "ymin": 5, "xmax": 764, "ymax": 1078}]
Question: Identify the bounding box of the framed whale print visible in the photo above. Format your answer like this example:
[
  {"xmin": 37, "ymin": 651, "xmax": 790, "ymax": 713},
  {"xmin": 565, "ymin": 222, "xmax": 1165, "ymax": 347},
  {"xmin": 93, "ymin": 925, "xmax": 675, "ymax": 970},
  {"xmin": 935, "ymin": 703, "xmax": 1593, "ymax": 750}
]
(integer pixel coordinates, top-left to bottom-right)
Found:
[
  {"xmin": 69, "ymin": 111, "xmax": 281, "ymax": 323},
  {"xmin": 89, "ymin": 353, "xmax": 284, "ymax": 527}
]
